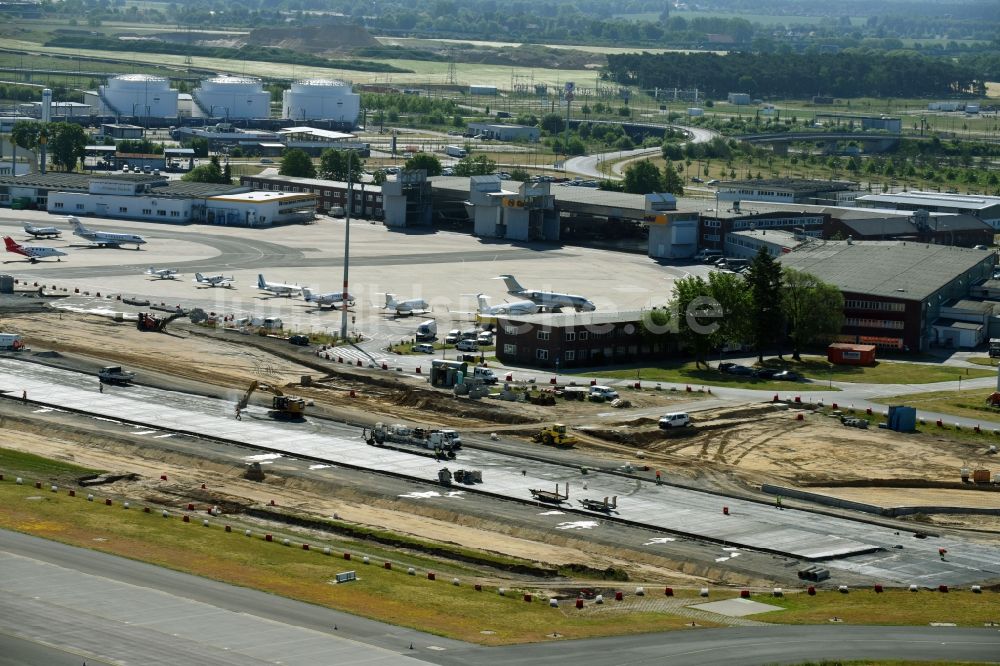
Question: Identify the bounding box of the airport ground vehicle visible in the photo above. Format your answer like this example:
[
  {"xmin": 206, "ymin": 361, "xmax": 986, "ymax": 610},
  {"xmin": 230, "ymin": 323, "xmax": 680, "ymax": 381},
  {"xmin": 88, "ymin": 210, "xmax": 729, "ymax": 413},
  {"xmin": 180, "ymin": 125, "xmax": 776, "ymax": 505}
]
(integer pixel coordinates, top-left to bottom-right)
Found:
[
  {"xmin": 0, "ymin": 333, "xmax": 24, "ymax": 350},
  {"xmin": 445, "ymin": 145, "xmax": 467, "ymax": 158},
  {"xmin": 237, "ymin": 380, "xmax": 306, "ymax": 418},
  {"xmin": 445, "ymin": 329, "xmax": 460, "ymax": 344},
  {"xmin": 472, "ymin": 366, "xmax": 498, "ymax": 384},
  {"xmin": 659, "ymin": 412, "xmax": 691, "ymax": 429},
  {"xmin": 288, "ymin": 335, "xmax": 310, "ymax": 346},
  {"xmin": 413, "ymin": 343, "xmax": 435, "ymax": 353},
  {"xmin": 416, "ymin": 319, "xmax": 437, "ymax": 341},
  {"xmin": 456, "ymin": 339, "xmax": 478, "ymax": 352},
  {"xmin": 531, "ymin": 423, "xmax": 577, "ymax": 448}
]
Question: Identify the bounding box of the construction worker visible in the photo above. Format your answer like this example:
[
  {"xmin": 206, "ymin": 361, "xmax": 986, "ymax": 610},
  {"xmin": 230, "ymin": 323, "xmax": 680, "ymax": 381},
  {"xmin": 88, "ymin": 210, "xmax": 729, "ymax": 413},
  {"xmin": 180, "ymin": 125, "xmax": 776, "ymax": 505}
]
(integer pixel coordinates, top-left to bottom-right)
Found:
[
  {"xmin": 235, "ymin": 405, "xmax": 242, "ymax": 421},
  {"xmin": 21, "ymin": 389, "xmax": 26, "ymax": 405},
  {"xmin": 656, "ymin": 469, "xmax": 662, "ymax": 485},
  {"xmin": 99, "ymin": 382, "xmax": 103, "ymax": 394},
  {"xmin": 776, "ymin": 496, "xmax": 783, "ymax": 510}
]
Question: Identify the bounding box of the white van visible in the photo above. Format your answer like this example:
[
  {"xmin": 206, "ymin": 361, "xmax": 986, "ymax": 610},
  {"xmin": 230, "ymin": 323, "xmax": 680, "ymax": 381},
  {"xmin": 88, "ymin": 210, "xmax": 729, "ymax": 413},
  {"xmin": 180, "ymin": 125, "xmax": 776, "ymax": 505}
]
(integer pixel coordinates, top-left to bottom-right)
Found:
[
  {"xmin": 589, "ymin": 385, "xmax": 619, "ymax": 400},
  {"xmin": 445, "ymin": 329, "xmax": 461, "ymax": 344},
  {"xmin": 456, "ymin": 339, "xmax": 478, "ymax": 352},
  {"xmin": 472, "ymin": 366, "xmax": 498, "ymax": 384},
  {"xmin": 659, "ymin": 412, "xmax": 691, "ymax": 429}
]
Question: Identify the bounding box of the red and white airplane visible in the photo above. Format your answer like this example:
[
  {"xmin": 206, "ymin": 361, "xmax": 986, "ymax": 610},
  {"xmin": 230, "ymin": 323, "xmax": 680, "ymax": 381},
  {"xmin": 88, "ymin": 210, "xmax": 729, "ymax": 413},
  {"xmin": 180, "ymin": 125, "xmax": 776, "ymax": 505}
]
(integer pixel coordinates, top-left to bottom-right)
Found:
[{"xmin": 4, "ymin": 236, "xmax": 67, "ymax": 263}]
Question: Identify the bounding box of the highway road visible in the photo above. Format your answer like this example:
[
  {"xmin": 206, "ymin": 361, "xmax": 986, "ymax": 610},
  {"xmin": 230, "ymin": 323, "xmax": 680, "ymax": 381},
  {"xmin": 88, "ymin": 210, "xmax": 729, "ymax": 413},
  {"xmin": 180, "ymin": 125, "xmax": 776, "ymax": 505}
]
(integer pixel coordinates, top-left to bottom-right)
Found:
[
  {"xmin": 564, "ymin": 125, "xmax": 718, "ymax": 179},
  {"xmin": 2, "ymin": 530, "xmax": 999, "ymax": 666}
]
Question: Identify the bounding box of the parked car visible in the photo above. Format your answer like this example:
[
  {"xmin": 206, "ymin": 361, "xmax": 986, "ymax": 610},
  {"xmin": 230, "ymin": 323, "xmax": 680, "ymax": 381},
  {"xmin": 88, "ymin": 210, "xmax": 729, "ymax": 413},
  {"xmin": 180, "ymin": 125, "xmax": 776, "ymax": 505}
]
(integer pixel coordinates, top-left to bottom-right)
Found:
[
  {"xmin": 773, "ymin": 370, "xmax": 803, "ymax": 381},
  {"xmin": 288, "ymin": 335, "xmax": 310, "ymax": 346},
  {"xmin": 445, "ymin": 329, "xmax": 461, "ymax": 344},
  {"xmin": 707, "ymin": 179, "xmax": 719, "ymax": 185},
  {"xmin": 659, "ymin": 412, "xmax": 691, "ymax": 429},
  {"xmin": 412, "ymin": 343, "xmax": 435, "ymax": 353},
  {"xmin": 589, "ymin": 385, "xmax": 620, "ymax": 401},
  {"xmin": 691, "ymin": 176, "xmax": 704, "ymax": 183},
  {"xmin": 754, "ymin": 368, "xmax": 779, "ymax": 379},
  {"xmin": 477, "ymin": 332, "xmax": 494, "ymax": 345},
  {"xmin": 456, "ymin": 339, "xmax": 479, "ymax": 352},
  {"xmin": 726, "ymin": 365, "xmax": 755, "ymax": 376},
  {"xmin": 718, "ymin": 362, "xmax": 735, "ymax": 372},
  {"xmin": 260, "ymin": 158, "xmax": 274, "ymax": 164}
]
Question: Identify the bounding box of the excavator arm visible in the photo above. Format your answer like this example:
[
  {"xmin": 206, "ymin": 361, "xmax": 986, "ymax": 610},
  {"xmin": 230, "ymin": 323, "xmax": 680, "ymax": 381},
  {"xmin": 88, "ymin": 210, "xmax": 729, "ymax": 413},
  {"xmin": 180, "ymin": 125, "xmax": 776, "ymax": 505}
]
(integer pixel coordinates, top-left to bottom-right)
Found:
[{"xmin": 238, "ymin": 380, "xmax": 303, "ymax": 417}]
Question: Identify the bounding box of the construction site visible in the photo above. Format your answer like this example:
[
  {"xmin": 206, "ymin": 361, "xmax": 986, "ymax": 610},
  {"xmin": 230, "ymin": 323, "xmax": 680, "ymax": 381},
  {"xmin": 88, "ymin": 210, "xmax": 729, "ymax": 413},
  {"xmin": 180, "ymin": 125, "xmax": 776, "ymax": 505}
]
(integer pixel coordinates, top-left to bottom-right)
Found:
[{"xmin": 0, "ymin": 209, "xmax": 998, "ymax": 658}]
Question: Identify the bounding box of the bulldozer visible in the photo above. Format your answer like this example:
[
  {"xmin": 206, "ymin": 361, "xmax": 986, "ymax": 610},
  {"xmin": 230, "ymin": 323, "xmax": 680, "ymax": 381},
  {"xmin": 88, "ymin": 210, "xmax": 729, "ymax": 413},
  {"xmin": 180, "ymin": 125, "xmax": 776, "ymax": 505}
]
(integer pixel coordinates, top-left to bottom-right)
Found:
[
  {"xmin": 136, "ymin": 311, "xmax": 186, "ymax": 333},
  {"xmin": 531, "ymin": 423, "xmax": 578, "ymax": 448},
  {"xmin": 238, "ymin": 380, "xmax": 306, "ymax": 419}
]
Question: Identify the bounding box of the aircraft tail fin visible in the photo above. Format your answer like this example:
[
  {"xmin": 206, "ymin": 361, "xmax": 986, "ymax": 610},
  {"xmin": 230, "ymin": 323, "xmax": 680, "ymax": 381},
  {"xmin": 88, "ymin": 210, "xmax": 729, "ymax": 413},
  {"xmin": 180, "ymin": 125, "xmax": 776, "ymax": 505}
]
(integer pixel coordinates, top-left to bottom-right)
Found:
[
  {"xmin": 3, "ymin": 236, "xmax": 19, "ymax": 251},
  {"xmin": 68, "ymin": 217, "xmax": 86, "ymax": 232},
  {"xmin": 22, "ymin": 223, "xmax": 33, "ymax": 232},
  {"xmin": 257, "ymin": 274, "xmax": 267, "ymax": 289},
  {"xmin": 499, "ymin": 274, "xmax": 524, "ymax": 294},
  {"xmin": 302, "ymin": 287, "xmax": 314, "ymax": 302},
  {"xmin": 477, "ymin": 294, "xmax": 491, "ymax": 313},
  {"xmin": 384, "ymin": 293, "xmax": 396, "ymax": 309},
  {"xmin": 195, "ymin": 272, "xmax": 204, "ymax": 283}
]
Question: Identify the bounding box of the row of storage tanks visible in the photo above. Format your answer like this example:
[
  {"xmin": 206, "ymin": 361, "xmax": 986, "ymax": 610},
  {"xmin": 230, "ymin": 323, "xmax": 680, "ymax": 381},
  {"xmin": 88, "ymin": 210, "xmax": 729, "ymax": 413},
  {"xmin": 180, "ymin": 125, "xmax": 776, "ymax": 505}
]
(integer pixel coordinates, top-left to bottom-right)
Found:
[{"xmin": 96, "ymin": 74, "xmax": 360, "ymax": 122}]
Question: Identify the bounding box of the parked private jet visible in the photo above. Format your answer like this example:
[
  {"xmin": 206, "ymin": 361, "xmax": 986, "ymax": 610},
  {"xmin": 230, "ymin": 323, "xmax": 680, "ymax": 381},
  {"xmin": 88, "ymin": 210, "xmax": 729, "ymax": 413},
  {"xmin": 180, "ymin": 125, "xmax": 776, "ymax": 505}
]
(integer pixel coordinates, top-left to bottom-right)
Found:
[
  {"xmin": 145, "ymin": 266, "xmax": 179, "ymax": 280},
  {"xmin": 474, "ymin": 293, "xmax": 540, "ymax": 316},
  {"xmin": 257, "ymin": 274, "xmax": 302, "ymax": 297},
  {"xmin": 498, "ymin": 275, "xmax": 596, "ymax": 312},
  {"xmin": 194, "ymin": 272, "xmax": 234, "ymax": 288},
  {"xmin": 4, "ymin": 236, "xmax": 66, "ymax": 263},
  {"xmin": 302, "ymin": 287, "xmax": 356, "ymax": 308},
  {"xmin": 70, "ymin": 217, "xmax": 146, "ymax": 249},
  {"xmin": 23, "ymin": 222, "xmax": 62, "ymax": 239},
  {"xmin": 382, "ymin": 293, "xmax": 429, "ymax": 316}
]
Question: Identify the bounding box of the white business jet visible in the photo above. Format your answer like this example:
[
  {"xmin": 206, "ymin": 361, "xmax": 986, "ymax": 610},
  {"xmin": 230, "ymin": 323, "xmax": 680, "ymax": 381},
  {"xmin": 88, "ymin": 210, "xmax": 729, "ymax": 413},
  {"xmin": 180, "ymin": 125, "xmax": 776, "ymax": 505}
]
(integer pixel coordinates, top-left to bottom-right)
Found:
[
  {"xmin": 498, "ymin": 274, "xmax": 596, "ymax": 312},
  {"xmin": 302, "ymin": 287, "xmax": 356, "ymax": 309},
  {"xmin": 256, "ymin": 274, "xmax": 302, "ymax": 297},
  {"xmin": 70, "ymin": 217, "xmax": 146, "ymax": 249}
]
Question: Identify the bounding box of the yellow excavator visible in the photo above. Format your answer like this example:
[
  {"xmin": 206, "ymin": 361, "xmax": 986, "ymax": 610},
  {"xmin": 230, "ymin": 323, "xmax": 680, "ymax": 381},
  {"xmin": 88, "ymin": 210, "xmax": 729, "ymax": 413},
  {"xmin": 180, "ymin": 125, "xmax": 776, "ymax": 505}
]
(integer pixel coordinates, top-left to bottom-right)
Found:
[
  {"xmin": 531, "ymin": 423, "xmax": 578, "ymax": 448},
  {"xmin": 238, "ymin": 380, "xmax": 306, "ymax": 418}
]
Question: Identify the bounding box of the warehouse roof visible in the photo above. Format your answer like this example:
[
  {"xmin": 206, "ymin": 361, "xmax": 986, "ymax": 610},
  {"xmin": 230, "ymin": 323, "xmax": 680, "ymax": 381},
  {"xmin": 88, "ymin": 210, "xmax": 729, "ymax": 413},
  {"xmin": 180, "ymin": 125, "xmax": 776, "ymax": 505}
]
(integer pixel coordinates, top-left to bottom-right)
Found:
[
  {"xmin": 157, "ymin": 181, "xmax": 248, "ymax": 198},
  {"xmin": 778, "ymin": 240, "xmax": 994, "ymax": 301},
  {"xmin": 857, "ymin": 191, "xmax": 1000, "ymax": 212},
  {"xmin": 718, "ymin": 178, "xmax": 857, "ymax": 194},
  {"xmin": 0, "ymin": 173, "xmax": 159, "ymax": 189}
]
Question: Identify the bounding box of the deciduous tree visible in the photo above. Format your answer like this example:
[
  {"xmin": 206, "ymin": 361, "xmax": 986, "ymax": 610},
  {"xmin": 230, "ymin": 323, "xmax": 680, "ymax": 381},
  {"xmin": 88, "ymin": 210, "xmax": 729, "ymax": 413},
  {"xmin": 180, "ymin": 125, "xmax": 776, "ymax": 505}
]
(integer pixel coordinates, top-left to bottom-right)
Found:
[
  {"xmin": 744, "ymin": 247, "xmax": 784, "ymax": 362},
  {"xmin": 280, "ymin": 148, "xmax": 316, "ymax": 178},
  {"xmin": 781, "ymin": 269, "xmax": 844, "ymax": 361}
]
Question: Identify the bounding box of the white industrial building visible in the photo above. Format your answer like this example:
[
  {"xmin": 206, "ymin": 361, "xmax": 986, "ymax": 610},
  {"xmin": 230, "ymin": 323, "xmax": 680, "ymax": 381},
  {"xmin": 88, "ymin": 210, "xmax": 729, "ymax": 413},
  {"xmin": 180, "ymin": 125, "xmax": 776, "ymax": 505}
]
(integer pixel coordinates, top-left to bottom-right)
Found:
[
  {"xmin": 0, "ymin": 172, "xmax": 316, "ymax": 227},
  {"xmin": 725, "ymin": 229, "xmax": 807, "ymax": 259},
  {"xmin": 192, "ymin": 76, "xmax": 270, "ymax": 120},
  {"xmin": 646, "ymin": 194, "xmax": 699, "ymax": 259},
  {"xmin": 85, "ymin": 74, "xmax": 179, "ymax": 118},
  {"xmin": 281, "ymin": 79, "xmax": 359, "ymax": 124}
]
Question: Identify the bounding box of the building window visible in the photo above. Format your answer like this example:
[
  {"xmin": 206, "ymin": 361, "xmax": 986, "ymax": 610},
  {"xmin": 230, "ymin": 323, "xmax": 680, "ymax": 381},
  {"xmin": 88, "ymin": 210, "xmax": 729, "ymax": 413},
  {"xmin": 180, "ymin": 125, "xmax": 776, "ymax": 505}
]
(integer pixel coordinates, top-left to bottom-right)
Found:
[
  {"xmin": 537, "ymin": 331, "xmax": 550, "ymax": 341},
  {"xmin": 157, "ymin": 210, "xmax": 166, "ymax": 216},
  {"xmin": 565, "ymin": 331, "xmax": 576, "ymax": 341},
  {"xmin": 535, "ymin": 349, "xmax": 549, "ymax": 360},
  {"xmin": 119, "ymin": 207, "xmax": 128, "ymax": 213},
  {"xmin": 564, "ymin": 350, "xmax": 575, "ymax": 361},
  {"xmin": 170, "ymin": 211, "xmax": 180, "ymax": 217},
  {"xmin": 142, "ymin": 209, "xmax": 152, "ymax": 215},
  {"xmin": 579, "ymin": 331, "xmax": 589, "ymax": 341},
  {"xmin": 53, "ymin": 202, "xmax": 64, "ymax": 208},
  {"xmin": 503, "ymin": 344, "xmax": 516, "ymax": 354},
  {"xmin": 76, "ymin": 204, "xmax": 84, "ymax": 210}
]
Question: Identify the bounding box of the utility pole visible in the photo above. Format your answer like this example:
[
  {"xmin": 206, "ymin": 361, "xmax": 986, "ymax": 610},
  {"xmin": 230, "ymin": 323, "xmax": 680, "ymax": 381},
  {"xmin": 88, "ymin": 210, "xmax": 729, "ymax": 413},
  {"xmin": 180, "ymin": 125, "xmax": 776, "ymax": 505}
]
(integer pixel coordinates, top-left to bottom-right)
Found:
[{"xmin": 339, "ymin": 150, "xmax": 353, "ymax": 342}]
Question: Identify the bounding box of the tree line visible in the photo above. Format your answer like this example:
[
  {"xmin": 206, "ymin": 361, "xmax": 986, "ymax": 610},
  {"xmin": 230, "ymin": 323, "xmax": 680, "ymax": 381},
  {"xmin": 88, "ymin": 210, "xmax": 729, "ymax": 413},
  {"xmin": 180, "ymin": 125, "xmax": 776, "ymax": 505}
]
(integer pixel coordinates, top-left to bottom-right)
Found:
[
  {"xmin": 647, "ymin": 248, "xmax": 844, "ymax": 366},
  {"xmin": 605, "ymin": 51, "xmax": 983, "ymax": 99}
]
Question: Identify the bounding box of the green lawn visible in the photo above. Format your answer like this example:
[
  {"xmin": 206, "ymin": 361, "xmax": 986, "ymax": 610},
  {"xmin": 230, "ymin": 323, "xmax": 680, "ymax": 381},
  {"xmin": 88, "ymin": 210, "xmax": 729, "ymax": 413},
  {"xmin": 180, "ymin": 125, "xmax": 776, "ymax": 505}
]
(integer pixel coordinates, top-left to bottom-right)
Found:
[
  {"xmin": 966, "ymin": 357, "xmax": 997, "ymax": 367},
  {"xmin": 0, "ymin": 447, "xmax": 100, "ymax": 479},
  {"xmin": 581, "ymin": 356, "xmax": 992, "ymax": 390},
  {"xmin": 587, "ymin": 361, "xmax": 838, "ymax": 392},
  {"xmin": 759, "ymin": 356, "xmax": 995, "ymax": 385},
  {"xmin": 875, "ymin": 387, "xmax": 1000, "ymax": 425}
]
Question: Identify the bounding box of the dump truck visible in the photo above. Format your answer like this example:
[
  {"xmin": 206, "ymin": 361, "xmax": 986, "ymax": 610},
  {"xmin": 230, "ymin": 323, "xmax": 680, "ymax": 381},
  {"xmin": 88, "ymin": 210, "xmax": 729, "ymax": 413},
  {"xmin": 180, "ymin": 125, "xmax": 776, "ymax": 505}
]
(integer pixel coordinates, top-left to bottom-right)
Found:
[
  {"xmin": 531, "ymin": 423, "xmax": 577, "ymax": 448},
  {"xmin": 364, "ymin": 422, "xmax": 461, "ymax": 458},
  {"xmin": 237, "ymin": 380, "xmax": 306, "ymax": 418},
  {"xmin": 98, "ymin": 366, "xmax": 135, "ymax": 384}
]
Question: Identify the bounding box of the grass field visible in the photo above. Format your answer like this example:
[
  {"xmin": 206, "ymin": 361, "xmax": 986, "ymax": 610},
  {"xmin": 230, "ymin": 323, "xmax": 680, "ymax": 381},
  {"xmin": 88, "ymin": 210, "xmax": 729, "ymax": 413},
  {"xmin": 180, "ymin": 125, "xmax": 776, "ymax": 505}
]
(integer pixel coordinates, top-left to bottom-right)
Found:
[
  {"xmin": 0, "ymin": 447, "xmax": 100, "ymax": 478},
  {"xmin": 755, "ymin": 589, "xmax": 1000, "ymax": 626},
  {"xmin": 876, "ymin": 387, "xmax": 1000, "ymax": 425},
  {"xmin": 582, "ymin": 361, "xmax": 839, "ymax": 392},
  {"xmin": 585, "ymin": 357, "xmax": 991, "ymax": 390}
]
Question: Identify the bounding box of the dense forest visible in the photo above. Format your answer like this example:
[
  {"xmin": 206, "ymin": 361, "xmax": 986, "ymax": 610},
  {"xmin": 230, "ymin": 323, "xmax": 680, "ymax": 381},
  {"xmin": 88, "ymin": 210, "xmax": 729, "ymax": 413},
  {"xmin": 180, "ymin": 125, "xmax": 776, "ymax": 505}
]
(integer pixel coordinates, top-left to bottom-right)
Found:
[{"xmin": 605, "ymin": 52, "xmax": 984, "ymax": 99}]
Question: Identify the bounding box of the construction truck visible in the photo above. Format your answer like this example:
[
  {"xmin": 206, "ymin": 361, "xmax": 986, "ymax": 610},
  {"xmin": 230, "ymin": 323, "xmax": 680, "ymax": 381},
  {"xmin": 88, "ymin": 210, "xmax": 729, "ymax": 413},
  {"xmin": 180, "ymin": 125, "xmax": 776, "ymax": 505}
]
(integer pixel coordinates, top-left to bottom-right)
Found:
[
  {"xmin": 237, "ymin": 380, "xmax": 306, "ymax": 418},
  {"xmin": 531, "ymin": 423, "xmax": 578, "ymax": 448},
  {"xmin": 136, "ymin": 311, "xmax": 185, "ymax": 333},
  {"xmin": 98, "ymin": 366, "xmax": 135, "ymax": 384},
  {"xmin": 364, "ymin": 422, "xmax": 460, "ymax": 458},
  {"xmin": 990, "ymin": 339, "xmax": 1000, "ymax": 358}
]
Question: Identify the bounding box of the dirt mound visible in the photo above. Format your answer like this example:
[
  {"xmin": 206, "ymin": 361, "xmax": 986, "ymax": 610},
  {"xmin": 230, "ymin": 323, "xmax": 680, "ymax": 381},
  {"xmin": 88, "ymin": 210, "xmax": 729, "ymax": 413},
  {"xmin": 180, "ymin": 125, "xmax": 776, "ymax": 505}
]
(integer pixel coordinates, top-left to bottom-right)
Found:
[{"xmin": 249, "ymin": 24, "xmax": 378, "ymax": 54}]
